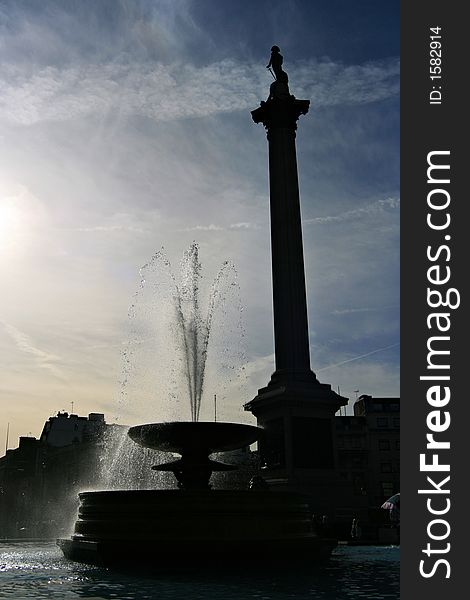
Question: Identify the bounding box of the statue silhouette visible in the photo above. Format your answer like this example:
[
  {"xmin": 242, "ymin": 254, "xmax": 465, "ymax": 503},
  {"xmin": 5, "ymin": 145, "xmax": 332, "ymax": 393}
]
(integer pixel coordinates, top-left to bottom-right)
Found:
[
  {"xmin": 266, "ymin": 46, "xmax": 288, "ymax": 84},
  {"xmin": 266, "ymin": 45, "xmax": 290, "ymax": 101}
]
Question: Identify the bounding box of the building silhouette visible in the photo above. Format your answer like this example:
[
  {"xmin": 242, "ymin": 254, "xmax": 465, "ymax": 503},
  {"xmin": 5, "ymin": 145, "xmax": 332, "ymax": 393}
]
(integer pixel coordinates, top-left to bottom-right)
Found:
[
  {"xmin": 335, "ymin": 395, "xmax": 400, "ymax": 539},
  {"xmin": 0, "ymin": 412, "xmax": 120, "ymax": 538}
]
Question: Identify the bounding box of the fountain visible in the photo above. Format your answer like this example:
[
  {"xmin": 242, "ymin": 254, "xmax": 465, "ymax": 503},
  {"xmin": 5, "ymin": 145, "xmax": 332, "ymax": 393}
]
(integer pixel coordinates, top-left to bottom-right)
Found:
[
  {"xmin": 57, "ymin": 244, "xmax": 336, "ymax": 566},
  {"xmin": 58, "ymin": 420, "xmax": 335, "ymax": 565}
]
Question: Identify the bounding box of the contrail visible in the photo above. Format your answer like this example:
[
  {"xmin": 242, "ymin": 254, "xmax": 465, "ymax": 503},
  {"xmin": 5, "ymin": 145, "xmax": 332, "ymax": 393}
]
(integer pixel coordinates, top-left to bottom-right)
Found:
[{"xmin": 316, "ymin": 342, "xmax": 399, "ymax": 372}]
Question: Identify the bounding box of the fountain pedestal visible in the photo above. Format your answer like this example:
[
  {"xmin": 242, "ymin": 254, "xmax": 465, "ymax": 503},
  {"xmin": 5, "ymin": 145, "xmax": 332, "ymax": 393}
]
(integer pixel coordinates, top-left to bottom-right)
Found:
[{"xmin": 128, "ymin": 422, "xmax": 250, "ymax": 490}]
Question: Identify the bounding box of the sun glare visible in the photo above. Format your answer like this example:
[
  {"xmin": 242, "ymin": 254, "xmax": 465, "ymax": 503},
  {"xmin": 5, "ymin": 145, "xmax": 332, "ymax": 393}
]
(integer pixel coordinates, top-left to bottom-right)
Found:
[
  {"xmin": 0, "ymin": 185, "xmax": 30, "ymax": 253},
  {"xmin": 0, "ymin": 199, "xmax": 21, "ymax": 234}
]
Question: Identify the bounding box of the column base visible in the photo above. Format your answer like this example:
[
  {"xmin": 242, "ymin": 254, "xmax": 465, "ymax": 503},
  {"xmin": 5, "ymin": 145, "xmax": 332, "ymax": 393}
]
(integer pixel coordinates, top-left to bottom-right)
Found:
[
  {"xmin": 245, "ymin": 374, "xmax": 347, "ymax": 417},
  {"xmin": 266, "ymin": 367, "xmax": 318, "ymax": 387}
]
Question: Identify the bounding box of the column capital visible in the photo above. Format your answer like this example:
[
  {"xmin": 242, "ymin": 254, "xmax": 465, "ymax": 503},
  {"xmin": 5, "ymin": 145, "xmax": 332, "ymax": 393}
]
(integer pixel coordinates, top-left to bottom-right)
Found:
[{"xmin": 251, "ymin": 96, "xmax": 310, "ymax": 131}]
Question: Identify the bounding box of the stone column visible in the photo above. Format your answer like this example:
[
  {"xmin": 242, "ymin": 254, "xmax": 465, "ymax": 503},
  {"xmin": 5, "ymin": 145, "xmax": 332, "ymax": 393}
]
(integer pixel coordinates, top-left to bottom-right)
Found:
[{"xmin": 253, "ymin": 97, "xmax": 315, "ymax": 385}]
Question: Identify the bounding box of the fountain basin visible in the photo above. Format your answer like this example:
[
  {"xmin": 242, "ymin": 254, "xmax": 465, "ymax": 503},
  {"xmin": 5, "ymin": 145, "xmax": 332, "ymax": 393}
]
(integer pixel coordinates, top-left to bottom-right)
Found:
[
  {"xmin": 128, "ymin": 421, "xmax": 260, "ymax": 454},
  {"xmin": 58, "ymin": 489, "xmax": 336, "ymax": 567}
]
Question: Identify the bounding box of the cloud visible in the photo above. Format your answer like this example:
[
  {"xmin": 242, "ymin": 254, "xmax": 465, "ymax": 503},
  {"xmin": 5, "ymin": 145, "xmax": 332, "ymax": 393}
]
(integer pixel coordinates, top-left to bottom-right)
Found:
[
  {"xmin": 305, "ymin": 197, "xmax": 399, "ymax": 225},
  {"xmin": 75, "ymin": 224, "xmax": 145, "ymax": 233},
  {"xmin": 1, "ymin": 320, "xmax": 66, "ymax": 379},
  {"xmin": 180, "ymin": 221, "xmax": 260, "ymax": 232},
  {"xmin": 0, "ymin": 57, "xmax": 399, "ymax": 125},
  {"xmin": 229, "ymin": 222, "xmax": 260, "ymax": 230},
  {"xmin": 180, "ymin": 223, "xmax": 224, "ymax": 232},
  {"xmin": 295, "ymin": 59, "xmax": 400, "ymax": 107},
  {"xmin": 69, "ymin": 211, "xmax": 161, "ymax": 235},
  {"xmin": 75, "ymin": 225, "xmax": 144, "ymax": 233}
]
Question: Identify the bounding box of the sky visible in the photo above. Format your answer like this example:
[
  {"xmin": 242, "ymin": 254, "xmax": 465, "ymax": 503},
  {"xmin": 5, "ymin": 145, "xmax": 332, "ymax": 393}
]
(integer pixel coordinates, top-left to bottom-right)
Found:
[{"xmin": 0, "ymin": 0, "xmax": 400, "ymax": 452}]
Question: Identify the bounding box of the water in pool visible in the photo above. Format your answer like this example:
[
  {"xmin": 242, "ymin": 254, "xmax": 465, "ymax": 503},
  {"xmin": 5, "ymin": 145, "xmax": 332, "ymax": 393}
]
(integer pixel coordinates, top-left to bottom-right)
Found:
[{"xmin": 0, "ymin": 541, "xmax": 399, "ymax": 599}]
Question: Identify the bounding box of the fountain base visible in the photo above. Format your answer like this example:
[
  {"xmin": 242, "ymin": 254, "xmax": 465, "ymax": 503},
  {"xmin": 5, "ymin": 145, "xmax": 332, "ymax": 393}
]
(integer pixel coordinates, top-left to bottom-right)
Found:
[{"xmin": 58, "ymin": 489, "xmax": 336, "ymax": 566}]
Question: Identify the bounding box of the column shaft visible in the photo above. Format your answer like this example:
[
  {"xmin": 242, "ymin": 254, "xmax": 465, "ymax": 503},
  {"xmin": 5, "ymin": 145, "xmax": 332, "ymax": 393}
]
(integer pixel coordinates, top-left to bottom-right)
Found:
[{"xmin": 268, "ymin": 127, "xmax": 312, "ymax": 379}]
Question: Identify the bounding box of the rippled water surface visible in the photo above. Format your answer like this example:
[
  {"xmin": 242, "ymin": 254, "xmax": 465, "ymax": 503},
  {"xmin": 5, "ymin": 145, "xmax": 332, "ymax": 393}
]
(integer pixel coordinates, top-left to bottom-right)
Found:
[{"xmin": 0, "ymin": 542, "xmax": 399, "ymax": 600}]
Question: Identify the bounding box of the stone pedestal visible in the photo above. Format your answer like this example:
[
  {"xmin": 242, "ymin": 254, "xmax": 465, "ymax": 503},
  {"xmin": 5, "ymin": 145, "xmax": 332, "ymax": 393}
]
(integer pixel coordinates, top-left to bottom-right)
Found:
[
  {"xmin": 245, "ymin": 381, "xmax": 347, "ymax": 515},
  {"xmin": 58, "ymin": 489, "xmax": 336, "ymax": 566}
]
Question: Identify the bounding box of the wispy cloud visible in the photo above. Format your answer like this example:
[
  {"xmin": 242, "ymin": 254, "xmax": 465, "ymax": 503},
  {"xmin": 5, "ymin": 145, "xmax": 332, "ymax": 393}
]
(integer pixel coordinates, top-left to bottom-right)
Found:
[
  {"xmin": 229, "ymin": 222, "xmax": 260, "ymax": 230},
  {"xmin": 180, "ymin": 223, "xmax": 224, "ymax": 232},
  {"xmin": 71, "ymin": 212, "xmax": 159, "ymax": 234},
  {"xmin": 295, "ymin": 59, "xmax": 400, "ymax": 106},
  {"xmin": 75, "ymin": 224, "xmax": 145, "ymax": 233},
  {"xmin": 179, "ymin": 221, "xmax": 260, "ymax": 232},
  {"xmin": 0, "ymin": 57, "xmax": 399, "ymax": 126},
  {"xmin": 305, "ymin": 197, "xmax": 400, "ymax": 225},
  {"xmin": 1, "ymin": 321, "xmax": 66, "ymax": 379}
]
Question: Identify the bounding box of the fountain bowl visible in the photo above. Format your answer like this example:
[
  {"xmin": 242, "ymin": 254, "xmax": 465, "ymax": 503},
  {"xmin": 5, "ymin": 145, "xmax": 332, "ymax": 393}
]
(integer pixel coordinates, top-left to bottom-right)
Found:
[
  {"xmin": 128, "ymin": 421, "xmax": 262, "ymax": 490},
  {"xmin": 128, "ymin": 421, "xmax": 260, "ymax": 454}
]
